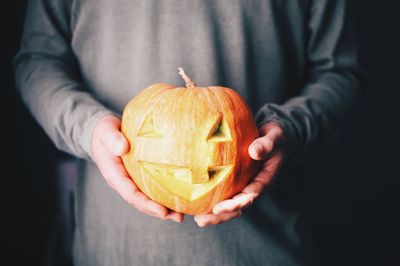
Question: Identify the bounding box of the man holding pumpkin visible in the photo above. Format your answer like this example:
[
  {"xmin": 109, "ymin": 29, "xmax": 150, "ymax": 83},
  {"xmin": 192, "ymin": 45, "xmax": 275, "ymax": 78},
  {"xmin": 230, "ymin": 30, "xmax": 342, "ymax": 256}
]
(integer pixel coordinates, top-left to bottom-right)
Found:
[{"xmin": 14, "ymin": 0, "xmax": 363, "ymax": 265}]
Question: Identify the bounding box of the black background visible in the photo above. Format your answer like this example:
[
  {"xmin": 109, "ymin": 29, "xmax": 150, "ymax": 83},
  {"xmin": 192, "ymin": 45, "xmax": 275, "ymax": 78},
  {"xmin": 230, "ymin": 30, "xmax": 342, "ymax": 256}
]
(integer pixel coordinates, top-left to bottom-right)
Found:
[{"xmin": 3, "ymin": 1, "xmax": 400, "ymax": 265}]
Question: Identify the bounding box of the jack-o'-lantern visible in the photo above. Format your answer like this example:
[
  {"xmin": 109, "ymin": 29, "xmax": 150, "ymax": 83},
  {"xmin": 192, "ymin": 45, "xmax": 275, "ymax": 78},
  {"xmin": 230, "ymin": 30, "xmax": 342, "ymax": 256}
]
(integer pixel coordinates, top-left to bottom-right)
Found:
[{"xmin": 121, "ymin": 68, "xmax": 259, "ymax": 215}]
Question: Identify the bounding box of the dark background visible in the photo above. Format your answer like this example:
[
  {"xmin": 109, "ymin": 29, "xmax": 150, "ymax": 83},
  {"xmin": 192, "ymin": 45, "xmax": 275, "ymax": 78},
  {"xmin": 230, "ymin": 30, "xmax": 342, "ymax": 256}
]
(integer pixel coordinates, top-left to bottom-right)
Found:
[{"xmin": 3, "ymin": 1, "xmax": 400, "ymax": 265}]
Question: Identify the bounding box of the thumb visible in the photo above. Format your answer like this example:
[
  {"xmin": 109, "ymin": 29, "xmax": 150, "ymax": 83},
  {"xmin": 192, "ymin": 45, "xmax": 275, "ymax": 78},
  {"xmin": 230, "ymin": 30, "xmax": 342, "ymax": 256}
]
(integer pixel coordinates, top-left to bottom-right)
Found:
[
  {"xmin": 107, "ymin": 131, "xmax": 130, "ymax": 156},
  {"xmin": 248, "ymin": 125, "xmax": 283, "ymax": 160},
  {"xmin": 98, "ymin": 116, "xmax": 130, "ymax": 156},
  {"xmin": 248, "ymin": 136, "xmax": 274, "ymax": 160}
]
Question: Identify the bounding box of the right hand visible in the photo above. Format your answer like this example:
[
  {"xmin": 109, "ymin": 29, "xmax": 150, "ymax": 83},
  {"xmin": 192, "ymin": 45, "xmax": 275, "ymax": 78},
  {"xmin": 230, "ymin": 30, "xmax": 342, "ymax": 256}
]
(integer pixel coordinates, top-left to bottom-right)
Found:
[{"xmin": 91, "ymin": 115, "xmax": 183, "ymax": 222}]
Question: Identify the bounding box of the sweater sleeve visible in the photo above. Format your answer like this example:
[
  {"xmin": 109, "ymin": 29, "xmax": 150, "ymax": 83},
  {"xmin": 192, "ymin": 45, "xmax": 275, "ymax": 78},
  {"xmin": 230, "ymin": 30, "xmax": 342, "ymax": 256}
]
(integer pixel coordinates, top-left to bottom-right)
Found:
[
  {"xmin": 13, "ymin": 0, "xmax": 115, "ymax": 160},
  {"xmin": 255, "ymin": 0, "xmax": 365, "ymax": 161}
]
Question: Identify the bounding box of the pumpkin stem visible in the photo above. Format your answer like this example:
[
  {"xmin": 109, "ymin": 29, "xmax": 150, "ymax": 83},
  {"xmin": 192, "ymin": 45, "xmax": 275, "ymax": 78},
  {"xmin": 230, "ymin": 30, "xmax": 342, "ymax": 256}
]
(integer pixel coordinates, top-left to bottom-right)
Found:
[{"xmin": 178, "ymin": 67, "xmax": 196, "ymax": 88}]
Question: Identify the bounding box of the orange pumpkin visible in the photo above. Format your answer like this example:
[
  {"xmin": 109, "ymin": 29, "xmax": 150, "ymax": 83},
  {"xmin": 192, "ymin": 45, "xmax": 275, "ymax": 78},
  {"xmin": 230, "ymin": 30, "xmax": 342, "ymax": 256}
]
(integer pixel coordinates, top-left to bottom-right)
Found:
[{"xmin": 121, "ymin": 68, "xmax": 259, "ymax": 215}]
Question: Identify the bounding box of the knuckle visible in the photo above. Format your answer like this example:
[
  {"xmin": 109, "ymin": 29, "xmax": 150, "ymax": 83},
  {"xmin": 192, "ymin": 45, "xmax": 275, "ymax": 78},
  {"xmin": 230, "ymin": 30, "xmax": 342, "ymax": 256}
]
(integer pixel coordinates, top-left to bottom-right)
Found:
[
  {"xmin": 132, "ymin": 190, "xmax": 143, "ymax": 199},
  {"xmin": 105, "ymin": 177, "xmax": 116, "ymax": 189},
  {"xmin": 209, "ymin": 218, "xmax": 220, "ymax": 225},
  {"xmin": 254, "ymin": 176, "xmax": 269, "ymax": 187},
  {"xmin": 249, "ymin": 197, "xmax": 255, "ymax": 205},
  {"xmin": 228, "ymin": 205, "xmax": 239, "ymax": 213},
  {"xmin": 126, "ymin": 196, "xmax": 137, "ymax": 206},
  {"xmin": 264, "ymin": 139, "xmax": 274, "ymax": 152}
]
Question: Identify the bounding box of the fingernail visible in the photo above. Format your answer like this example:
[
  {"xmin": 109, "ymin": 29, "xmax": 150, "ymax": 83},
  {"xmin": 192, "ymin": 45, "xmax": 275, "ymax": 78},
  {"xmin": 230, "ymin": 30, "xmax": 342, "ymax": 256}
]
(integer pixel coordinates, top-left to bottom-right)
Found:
[
  {"xmin": 253, "ymin": 143, "xmax": 262, "ymax": 153},
  {"xmin": 168, "ymin": 214, "xmax": 182, "ymax": 223},
  {"xmin": 197, "ymin": 222, "xmax": 206, "ymax": 228},
  {"xmin": 112, "ymin": 141, "xmax": 122, "ymax": 155},
  {"xmin": 193, "ymin": 217, "xmax": 204, "ymax": 227},
  {"xmin": 250, "ymin": 144, "xmax": 262, "ymax": 159},
  {"xmin": 115, "ymin": 138, "xmax": 127, "ymax": 155},
  {"xmin": 151, "ymin": 210, "xmax": 165, "ymax": 218}
]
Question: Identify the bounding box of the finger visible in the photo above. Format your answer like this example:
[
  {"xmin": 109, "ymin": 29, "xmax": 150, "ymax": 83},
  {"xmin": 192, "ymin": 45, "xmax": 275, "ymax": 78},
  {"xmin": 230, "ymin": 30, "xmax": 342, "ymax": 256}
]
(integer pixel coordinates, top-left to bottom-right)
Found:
[
  {"xmin": 100, "ymin": 153, "xmax": 169, "ymax": 218},
  {"xmin": 194, "ymin": 211, "xmax": 242, "ymax": 227},
  {"xmin": 248, "ymin": 136, "xmax": 274, "ymax": 160},
  {"xmin": 248, "ymin": 126, "xmax": 283, "ymax": 160},
  {"xmin": 113, "ymin": 178, "xmax": 168, "ymax": 219},
  {"xmin": 212, "ymin": 193, "xmax": 257, "ymax": 215},
  {"xmin": 98, "ymin": 117, "xmax": 130, "ymax": 156},
  {"xmin": 213, "ymin": 150, "xmax": 284, "ymax": 215},
  {"xmin": 166, "ymin": 211, "xmax": 184, "ymax": 223},
  {"xmin": 242, "ymin": 152, "xmax": 283, "ymax": 195}
]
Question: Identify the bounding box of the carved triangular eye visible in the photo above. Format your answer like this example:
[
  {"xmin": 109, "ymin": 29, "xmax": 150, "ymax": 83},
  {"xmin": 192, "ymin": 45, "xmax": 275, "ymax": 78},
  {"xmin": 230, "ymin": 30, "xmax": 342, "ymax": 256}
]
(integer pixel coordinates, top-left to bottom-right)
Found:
[
  {"xmin": 206, "ymin": 114, "xmax": 232, "ymax": 142},
  {"xmin": 137, "ymin": 113, "xmax": 163, "ymax": 138}
]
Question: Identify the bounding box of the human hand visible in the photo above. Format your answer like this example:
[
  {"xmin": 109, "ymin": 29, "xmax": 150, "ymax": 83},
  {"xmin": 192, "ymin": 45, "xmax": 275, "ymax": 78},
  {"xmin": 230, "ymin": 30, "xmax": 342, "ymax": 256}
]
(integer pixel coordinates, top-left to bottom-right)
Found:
[
  {"xmin": 91, "ymin": 115, "xmax": 184, "ymax": 222},
  {"xmin": 194, "ymin": 122, "xmax": 285, "ymax": 227}
]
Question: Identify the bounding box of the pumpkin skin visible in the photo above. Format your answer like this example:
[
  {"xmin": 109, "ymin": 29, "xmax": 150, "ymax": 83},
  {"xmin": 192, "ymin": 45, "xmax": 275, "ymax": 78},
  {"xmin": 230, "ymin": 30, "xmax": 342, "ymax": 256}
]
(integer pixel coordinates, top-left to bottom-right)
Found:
[{"xmin": 121, "ymin": 69, "xmax": 259, "ymax": 215}]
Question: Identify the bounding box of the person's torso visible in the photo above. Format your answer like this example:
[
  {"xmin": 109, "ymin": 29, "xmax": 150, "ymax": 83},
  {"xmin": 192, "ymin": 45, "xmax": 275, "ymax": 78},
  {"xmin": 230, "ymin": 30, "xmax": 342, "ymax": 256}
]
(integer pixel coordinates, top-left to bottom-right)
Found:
[
  {"xmin": 70, "ymin": 0, "xmax": 307, "ymax": 114},
  {"xmin": 70, "ymin": 1, "xmax": 316, "ymax": 265}
]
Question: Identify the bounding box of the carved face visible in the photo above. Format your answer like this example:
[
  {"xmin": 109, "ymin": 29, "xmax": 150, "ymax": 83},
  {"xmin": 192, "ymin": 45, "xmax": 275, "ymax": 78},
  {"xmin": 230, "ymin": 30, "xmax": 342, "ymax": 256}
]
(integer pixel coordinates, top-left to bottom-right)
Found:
[{"xmin": 122, "ymin": 82, "xmax": 258, "ymax": 215}]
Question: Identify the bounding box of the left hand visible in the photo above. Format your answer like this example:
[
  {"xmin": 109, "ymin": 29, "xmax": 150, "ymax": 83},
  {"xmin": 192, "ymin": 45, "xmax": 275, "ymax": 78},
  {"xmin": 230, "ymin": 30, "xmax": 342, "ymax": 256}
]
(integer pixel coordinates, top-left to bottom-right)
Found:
[{"xmin": 194, "ymin": 122, "xmax": 286, "ymax": 227}]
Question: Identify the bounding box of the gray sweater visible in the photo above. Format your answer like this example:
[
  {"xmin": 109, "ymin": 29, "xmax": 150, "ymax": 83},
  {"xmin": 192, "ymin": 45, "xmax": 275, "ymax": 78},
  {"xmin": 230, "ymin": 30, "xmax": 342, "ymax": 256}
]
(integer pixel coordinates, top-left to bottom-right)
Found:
[{"xmin": 14, "ymin": 0, "xmax": 363, "ymax": 265}]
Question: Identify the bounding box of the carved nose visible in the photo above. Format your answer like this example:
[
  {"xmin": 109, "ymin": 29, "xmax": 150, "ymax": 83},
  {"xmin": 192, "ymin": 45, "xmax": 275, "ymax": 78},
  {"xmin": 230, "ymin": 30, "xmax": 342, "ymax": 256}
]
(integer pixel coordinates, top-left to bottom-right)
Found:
[{"xmin": 207, "ymin": 165, "xmax": 234, "ymax": 183}]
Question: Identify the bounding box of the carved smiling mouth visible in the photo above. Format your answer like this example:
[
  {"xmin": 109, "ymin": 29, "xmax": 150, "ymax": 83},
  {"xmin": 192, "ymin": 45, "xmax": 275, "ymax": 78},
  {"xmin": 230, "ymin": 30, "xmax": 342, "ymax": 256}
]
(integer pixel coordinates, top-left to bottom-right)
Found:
[{"xmin": 139, "ymin": 161, "xmax": 233, "ymax": 201}]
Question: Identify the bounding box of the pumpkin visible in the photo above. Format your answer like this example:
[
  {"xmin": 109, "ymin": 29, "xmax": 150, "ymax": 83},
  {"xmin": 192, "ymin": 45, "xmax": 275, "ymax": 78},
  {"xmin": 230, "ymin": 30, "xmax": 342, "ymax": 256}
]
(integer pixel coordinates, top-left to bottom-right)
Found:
[{"xmin": 121, "ymin": 68, "xmax": 259, "ymax": 215}]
